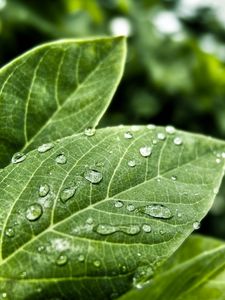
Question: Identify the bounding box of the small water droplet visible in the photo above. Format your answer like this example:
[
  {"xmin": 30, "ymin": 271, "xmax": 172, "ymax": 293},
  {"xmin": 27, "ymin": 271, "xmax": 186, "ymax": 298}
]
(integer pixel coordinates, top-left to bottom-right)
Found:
[
  {"xmin": 114, "ymin": 200, "xmax": 124, "ymax": 208},
  {"xmin": 141, "ymin": 204, "xmax": 172, "ymax": 219},
  {"xmin": 1, "ymin": 293, "xmax": 7, "ymax": 299},
  {"xmin": 84, "ymin": 169, "xmax": 103, "ymax": 184},
  {"xmin": 139, "ymin": 146, "xmax": 152, "ymax": 157},
  {"xmin": 173, "ymin": 137, "xmax": 183, "ymax": 146},
  {"xmin": 11, "ymin": 152, "xmax": 26, "ymax": 164},
  {"xmin": 95, "ymin": 224, "xmax": 117, "ymax": 235},
  {"xmin": 157, "ymin": 132, "xmax": 166, "ymax": 141},
  {"xmin": 193, "ymin": 221, "xmax": 200, "ymax": 230},
  {"xmin": 78, "ymin": 254, "xmax": 85, "ymax": 262},
  {"xmin": 128, "ymin": 160, "xmax": 136, "ymax": 167},
  {"xmin": 137, "ymin": 252, "xmax": 141, "ymax": 257},
  {"xmin": 84, "ymin": 127, "xmax": 96, "ymax": 137},
  {"xmin": 5, "ymin": 227, "xmax": 15, "ymax": 237},
  {"xmin": 216, "ymin": 158, "xmax": 221, "ymax": 164},
  {"xmin": 152, "ymin": 139, "xmax": 158, "ymax": 145},
  {"xmin": 160, "ymin": 230, "xmax": 165, "ymax": 235},
  {"xmin": 124, "ymin": 131, "xmax": 133, "ymax": 139},
  {"xmin": 177, "ymin": 212, "xmax": 182, "ymax": 218},
  {"xmin": 133, "ymin": 265, "xmax": 153, "ymax": 289},
  {"xmin": 142, "ymin": 224, "xmax": 152, "ymax": 233},
  {"xmin": 86, "ymin": 217, "xmax": 93, "ymax": 225},
  {"xmin": 222, "ymin": 152, "xmax": 225, "ymax": 158},
  {"xmin": 171, "ymin": 175, "xmax": 177, "ymax": 181},
  {"xmin": 147, "ymin": 124, "xmax": 156, "ymax": 130},
  {"xmin": 60, "ymin": 186, "xmax": 77, "ymax": 203},
  {"xmin": 26, "ymin": 203, "xmax": 43, "ymax": 221},
  {"xmin": 93, "ymin": 260, "xmax": 101, "ymax": 267},
  {"xmin": 39, "ymin": 184, "xmax": 50, "ymax": 197},
  {"xmin": 55, "ymin": 154, "xmax": 67, "ymax": 164},
  {"xmin": 38, "ymin": 245, "xmax": 45, "ymax": 252},
  {"xmin": 56, "ymin": 254, "xmax": 68, "ymax": 266},
  {"xmin": 38, "ymin": 143, "xmax": 54, "ymax": 153},
  {"xmin": 127, "ymin": 204, "xmax": 135, "ymax": 212},
  {"xmin": 213, "ymin": 187, "xmax": 219, "ymax": 194},
  {"xmin": 166, "ymin": 125, "xmax": 175, "ymax": 134},
  {"xmin": 122, "ymin": 225, "xmax": 140, "ymax": 235}
]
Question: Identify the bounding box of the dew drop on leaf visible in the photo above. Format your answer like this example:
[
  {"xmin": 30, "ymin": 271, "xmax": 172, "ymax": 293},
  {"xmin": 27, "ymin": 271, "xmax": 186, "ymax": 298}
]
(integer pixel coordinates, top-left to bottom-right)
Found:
[
  {"xmin": 11, "ymin": 152, "xmax": 26, "ymax": 164},
  {"xmin": 216, "ymin": 158, "xmax": 221, "ymax": 164},
  {"xmin": 5, "ymin": 227, "xmax": 15, "ymax": 238},
  {"xmin": 173, "ymin": 137, "xmax": 183, "ymax": 146},
  {"xmin": 147, "ymin": 124, "xmax": 156, "ymax": 130},
  {"xmin": 60, "ymin": 186, "xmax": 77, "ymax": 203},
  {"xmin": 38, "ymin": 245, "xmax": 45, "ymax": 253},
  {"xmin": 124, "ymin": 131, "xmax": 133, "ymax": 139},
  {"xmin": 95, "ymin": 224, "xmax": 117, "ymax": 235},
  {"xmin": 39, "ymin": 184, "xmax": 50, "ymax": 197},
  {"xmin": 55, "ymin": 154, "xmax": 67, "ymax": 164},
  {"xmin": 84, "ymin": 127, "xmax": 96, "ymax": 137},
  {"xmin": 86, "ymin": 217, "xmax": 94, "ymax": 225},
  {"xmin": 56, "ymin": 254, "xmax": 68, "ymax": 266},
  {"xmin": 141, "ymin": 204, "xmax": 172, "ymax": 219},
  {"xmin": 193, "ymin": 221, "xmax": 200, "ymax": 230},
  {"xmin": 222, "ymin": 152, "xmax": 225, "ymax": 158},
  {"xmin": 25, "ymin": 203, "xmax": 43, "ymax": 221},
  {"xmin": 114, "ymin": 200, "xmax": 124, "ymax": 208},
  {"xmin": 127, "ymin": 204, "xmax": 135, "ymax": 212},
  {"xmin": 1, "ymin": 292, "xmax": 7, "ymax": 299},
  {"xmin": 84, "ymin": 169, "xmax": 103, "ymax": 184},
  {"xmin": 152, "ymin": 139, "xmax": 158, "ymax": 145},
  {"xmin": 171, "ymin": 175, "xmax": 177, "ymax": 181},
  {"xmin": 142, "ymin": 224, "xmax": 152, "ymax": 233},
  {"xmin": 157, "ymin": 132, "xmax": 166, "ymax": 141},
  {"xmin": 128, "ymin": 160, "xmax": 136, "ymax": 167},
  {"xmin": 38, "ymin": 143, "xmax": 54, "ymax": 153},
  {"xmin": 78, "ymin": 254, "xmax": 85, "ymax": 262},
  {"xmin": 122, "ymin": 225, "xmax": 140, "ymax": 235},
  {"xmin": 166, "ymin": 125, "xmax": 175, "ymax": 134},
  {"xmin": 139, "ymin": 146, "xmax": 152, "ymax": 157},
  {"xmin": 93, "ymin": 260, "xmax": 101, "ymax": 267},
  {"xmin": 133, "ymin": 265, "xmax": 153, "ymax": 289}
]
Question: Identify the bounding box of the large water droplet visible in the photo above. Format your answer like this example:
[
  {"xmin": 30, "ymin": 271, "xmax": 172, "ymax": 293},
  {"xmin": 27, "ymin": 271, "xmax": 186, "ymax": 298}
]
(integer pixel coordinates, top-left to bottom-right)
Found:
[
  {"xmin": 95, "ymin": 224, "xmax": 117, "ymax": 235},
  {"xmin": 157, "ymin": 133, "xmax": 166, "ymax": 141},
  {"xmin": 114, "ymin": 200, "xmax": 124, "ymax": 208},
  {"xmin": 26, "ymin": 203, "xmax": 43, "ymax": 221},
  {"xmin": 173, "ymin": 137, "xmax": 183, "ymax": 146},
  {"xmin": 166, "ymin": 125, "xmax": 175, "ymax": 134},
  {"xmin": 39, "ymin": 184, "xmax": 50, "ymax": 197},
  {"xmin": 124, "ymin": 131, "xmax": 133, "ymax": 139},
  {"xmin": 84, "ymin": 127, "xmax": 96, "ymax": 137},
  {"xmin": 60, "ymin": 186, "xmax": 77, "ymax": 203},
  {"xmin": 84, "ymin": 169, "xmax": 103, "ymax": 184},
  {"xmin": 56, "ymin": 254, "xmax": 68, "ymax": 266},
  {"xmin": 142, "ymin": 224, "xmax": 152, "ymax": 233},
  {"xmin": 55, "ymin": 154, "xmax": 67, "ymax": 164},
  {"xmin": 139, "ymin": 146, "xmax": 152, "ymax": 157},
  {"xmin": 127, "ymin": 204, "xmax": 135, "ymax": 212},
  {"xmin": 141, "ymin": 204, "xmax": 172, "ymax": 219},
  {"xmin": 128, "ymin": 160, "xmax": 136, "ymax": 167},
  {"xmin": 38, "ymin": 143, "xmax": 54, "ymax": 153},
  {"xmin": 193, "ymin": 221, "xmax": 200, "ymax": 230},
  {"xmin": 5, "ymin": 227, "xmax": 15, "ymax": 237},
  {"xmin": 11, "ymin": 152, "xmax": 26, "ymax": 164}
]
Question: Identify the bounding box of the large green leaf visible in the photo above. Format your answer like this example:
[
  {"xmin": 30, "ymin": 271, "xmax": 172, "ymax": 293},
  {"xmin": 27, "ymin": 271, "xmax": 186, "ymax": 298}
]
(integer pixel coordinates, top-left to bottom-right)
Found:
[
  {"xmin": 118, "ymin": 235, "xmax": 225, "ymax": 300},
  {"xmin": 0, "ymin": 36, "xmax": 126, "ymax": 168},
  {"xmin": 0, "ymin": 126, "xmax": 224, "ymax": 299}
]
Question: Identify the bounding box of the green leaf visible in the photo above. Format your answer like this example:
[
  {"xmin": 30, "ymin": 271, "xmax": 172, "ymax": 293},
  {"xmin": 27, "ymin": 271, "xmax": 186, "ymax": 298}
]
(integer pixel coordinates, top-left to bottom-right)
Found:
[
  {"xmin": 0, "ymin": 36, "xmax": 126, "ymax": 168},
  {"xmin": 0, "ymin": 126, "xmax": 224, "ymax": 299},
  {"xmin": 119, "ymin": 235, "xmax": 225, "ymax": 300}
]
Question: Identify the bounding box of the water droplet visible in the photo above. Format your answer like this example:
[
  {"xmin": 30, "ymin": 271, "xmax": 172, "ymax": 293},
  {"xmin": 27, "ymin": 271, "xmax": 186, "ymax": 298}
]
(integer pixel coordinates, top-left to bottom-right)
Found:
[
  {"xmin": 84, "ymin": 169, "xmax": 103, "ymax": 184},
  {"xmin": 26, "ymin": 203, "xmax": 43, "ymax": 221},
  {"xmin": 5, "ymin": 227, "xmax": 15, "ymax": 237},
  {"xmin": 38, "ymin": 245, "xmax": 45, "ymax": 252},
  {"xmin": 114, "ymin": 200, "xmax": 124, "ymax": 208},
  {"xmin": 78, "ymin": 254, "xmax": 85, "ymax": 262},
  {"xmin": 157, "ymin": 132, "xmax": 166, "ymax": 141},
  {"xmin": 216, "ymin": 158, "xmax": 221, "ymax": 164},
  {"xmin": 124, "ymin": 131, "xmax": 133, "ymax": 139},
  {"xmin": 39, "ymin": 184, "xmax": 50, "ymax": 197},
  {"xmin": 160, "ymin": 230, "xmax": 165, "ymax": 235},
  {"xmin": 222, "ymin": 152, "xmax": 225, "ymax": 159},
  {"xmin": 60, "ymin": 186, "xmax": 77, "ymax": 203},
  {"xmin": 133, "ymin": 265, "xmax": 153, "ymax": 289},
  {"xmin": 84, "ymin": 127, "xmax": 96, "ymax": 137},
  {"xmin": 137, "ymin": 252, "xmax": 141, "ymax": 257},
  {"xmin": 147, "ymin": 124, "xmax": 156, "ymax": 130},
  {"xmin": 56, "ymin": 254, "xmax": 68, "ymax": 266},
  {"xmin": 19, "ymin": 271, "xmax": 27, "ymax": 278},
  {"xmin": 122, "ymin": 225, "xmax": 140, "ymax": 235},
  {"xmin": 166, "ymin": 125, "xmax": 175, "ymax": 134},
  {"xmin": 152, "ymin": 139, "xmax": 158, "ymax": 145},
  {"xmin": 177, "ymin": 212, "xmax": 182, "ymax": 218},
  {"xmin": 213, "ymin": 187, "xmax": 219, "ymax": 194},
  {"xmin": 141, "ymin": 204, "xmax": 172, "ymax": 219},
  {"xmin": 86, "ymin": 217, "xmax": 93, "ymax": 225},
  {"xmin": 38, "ymin": 143, "xmax": 54, "ymax": 153},
  {"xmin": 55, "ymin": 154, "xmax": 67, "ymax": 164},
  {"xmin": 1, "ymin": 293, "xmax": 7, "ymax": 299},
  {"xmin": 142, "ymin": 224, "xmax": 152, "ymax": 233},
  {"xmin": 139, "ymin": 146, "xmax": 152, "ymax": 157},
  {"xmin": 95, "ymin": 224, "xmax": 117, "ymax": 235},
  {"xmin": 171, "ymin": 175, "xmax": 177, "ymax": 181},
  {"xmin": 127, "ymin": 204, "xmax": 135, "ymax": 212},
  {"xmin": 193, "ymin": 221, "xmax": 200, "ymax": 230},
  {"xmin": 11, "ymin": 152, "xmax": 26, "ymax": 164},
  {"xmin": 173, "ymin": 137, "xmax": 183, "ymax": 146},
  {"xmin": 93, "ymin": 260, "xmax": 101, "ymax": 267},
  {"xmin": 128, "ymin": 160, "xmax": 136, "ymax": 167}
]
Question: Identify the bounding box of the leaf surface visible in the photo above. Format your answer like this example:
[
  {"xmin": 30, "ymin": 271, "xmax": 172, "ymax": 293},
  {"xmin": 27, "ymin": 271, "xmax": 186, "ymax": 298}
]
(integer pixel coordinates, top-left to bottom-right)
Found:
[
  {"xmin": 0, "ymin": 36, "xmax": 126, "ymax": 167},
  {"xmin": 0, "ymin": 126, "xmax": 224, "ymax": 299}
]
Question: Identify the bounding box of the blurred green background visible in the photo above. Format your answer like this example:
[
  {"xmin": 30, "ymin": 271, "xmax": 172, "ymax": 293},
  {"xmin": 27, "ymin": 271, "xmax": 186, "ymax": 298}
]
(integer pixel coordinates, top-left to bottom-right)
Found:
[{"xmin": 1, "ymin": 0, "xmax": 225, "ymax": 239}]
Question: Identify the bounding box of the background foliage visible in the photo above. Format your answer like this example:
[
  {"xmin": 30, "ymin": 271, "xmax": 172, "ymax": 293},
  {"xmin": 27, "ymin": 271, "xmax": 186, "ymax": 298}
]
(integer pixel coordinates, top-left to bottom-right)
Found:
[{"xmin": 1, "ymin": 0, "xmax": 225, "ymax": 239}]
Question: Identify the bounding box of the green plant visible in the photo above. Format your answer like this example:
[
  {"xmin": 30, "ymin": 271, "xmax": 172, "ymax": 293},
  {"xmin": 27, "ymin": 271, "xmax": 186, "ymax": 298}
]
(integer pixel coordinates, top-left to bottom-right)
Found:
[{"xmin": 0, "ymin": 36, "xmax": 225, "ymax": 300}]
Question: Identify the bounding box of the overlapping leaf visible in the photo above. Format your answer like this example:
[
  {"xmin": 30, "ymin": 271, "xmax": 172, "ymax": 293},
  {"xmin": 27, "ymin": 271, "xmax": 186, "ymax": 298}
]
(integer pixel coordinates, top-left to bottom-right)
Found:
[
  {"xmin": 0, "ymin": 36, "xmax": 126, "ymax": 167},
  {"xmin": 0, "ymin": 126, "xmax": 224, "ymax": 299}
]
